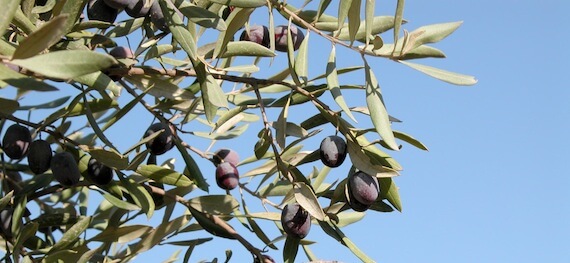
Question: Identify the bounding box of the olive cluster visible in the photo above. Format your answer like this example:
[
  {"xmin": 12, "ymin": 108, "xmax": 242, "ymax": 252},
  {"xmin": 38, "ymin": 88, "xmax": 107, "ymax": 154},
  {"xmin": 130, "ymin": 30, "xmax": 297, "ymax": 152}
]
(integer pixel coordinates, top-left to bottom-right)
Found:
[
  {"xmin": 0, "ymin": 124, "xmax": 115, "ymax": 188},
  {"xmin": 87, "ymin": 0, "xmax": 180, "ymax": 31},
  {"xmin": 279, "ymin": 134, "xmax": 381, "ymax": 240},
  {"xmin": 240, "ymin": 25, "xmax": 305, "ymax": 52},
  {"xmin": 142, "ymin": 122, "xmax": 241, "ymax": 191},
  {"xmin": 318, "ymin": 135, "xmax": 381, "ymax": 212}
]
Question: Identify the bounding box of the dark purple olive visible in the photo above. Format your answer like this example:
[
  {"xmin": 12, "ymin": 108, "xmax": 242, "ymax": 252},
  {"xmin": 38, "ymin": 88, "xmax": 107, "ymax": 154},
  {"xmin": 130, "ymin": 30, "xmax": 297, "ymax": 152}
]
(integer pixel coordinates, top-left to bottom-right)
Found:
[
  {"xmin": 215, "ymin": 162, "xmax": 239, "ymax": 190},
  {"xmin": 240, "ymin": 25, "xmax": 270, "ymax": 48},
  {"xmin": 87, "ymin": 0, "xmax": 119, "ymax": 23},
  {"xmin": 2, "ymin": 124, "xmax": 31, "ymax": 160},
  {"xmin": 212, "ymin": 148, "xmax": 239, "ymax": 167},
  {"xmin": 148, "ymin": 0, "xmax": 182, "ymax": 32},
  {"xmin": 319, "ymin": 135, "xmax": 347, "ymax": 168},
  {"xmin": 103, "ymin": 0, "xmax": 131, "ymax": 9},
  {"xmin": 27, "ymin": 139, "xmax": 52, "ymax": 174},
  {"xmin": 125, "ymin": 0, "xmax": 151, "ymax": 18},
  {"xmin": 281, "ymin": 203, "xmax": 311, "ymax": 239},
  {"xmin": 347, "ymin": 171, "xmax": 379, "ymax": 211},
  {"xmin": 274, "ymin": 25, "xmax": 305, "ymax": 52},
  {"xmin": 144, "ymin": 122, "xmax": 175, "ymax": 155},
  {"xmin": 87, "ymin": 157, "xmax": 113, "ymax": 185},
  {"xmin": 109, "ymin": 46, "xmax": 134, "ymax": 59},
  {"xmin": 50, "ymin": 152, "xmax": 81, "ymax": 186}
]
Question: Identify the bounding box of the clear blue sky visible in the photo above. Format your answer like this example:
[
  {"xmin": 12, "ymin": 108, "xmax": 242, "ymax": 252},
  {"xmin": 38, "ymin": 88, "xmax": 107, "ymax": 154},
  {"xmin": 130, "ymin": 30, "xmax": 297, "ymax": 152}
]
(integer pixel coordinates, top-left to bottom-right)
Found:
[{"xmin": 3, "ymin": 1, "xmax": 570, "ymax": 262}]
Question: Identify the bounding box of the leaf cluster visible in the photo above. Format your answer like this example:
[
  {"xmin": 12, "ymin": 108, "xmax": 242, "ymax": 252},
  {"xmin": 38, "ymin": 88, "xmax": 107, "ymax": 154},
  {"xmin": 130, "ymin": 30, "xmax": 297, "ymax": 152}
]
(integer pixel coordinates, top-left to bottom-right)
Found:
[{"xmin": 0, "ymin": 0, "xmax": 475, "ymax": 262}]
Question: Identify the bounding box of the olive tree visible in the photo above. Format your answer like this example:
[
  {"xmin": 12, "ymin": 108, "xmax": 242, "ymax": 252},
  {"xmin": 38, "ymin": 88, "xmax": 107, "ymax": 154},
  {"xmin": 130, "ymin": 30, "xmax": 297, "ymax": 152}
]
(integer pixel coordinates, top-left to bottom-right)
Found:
[{"xmin": 0, "ymin": 0, "xmax": 476, "ymax": 262}]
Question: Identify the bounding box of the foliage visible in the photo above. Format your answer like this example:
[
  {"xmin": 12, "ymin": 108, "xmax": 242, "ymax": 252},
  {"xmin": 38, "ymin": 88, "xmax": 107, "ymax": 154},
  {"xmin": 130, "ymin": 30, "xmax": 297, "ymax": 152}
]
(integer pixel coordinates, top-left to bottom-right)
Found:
[{"xmin": 0, "ymin": 0, "xmax": 476, "ymax": 262}]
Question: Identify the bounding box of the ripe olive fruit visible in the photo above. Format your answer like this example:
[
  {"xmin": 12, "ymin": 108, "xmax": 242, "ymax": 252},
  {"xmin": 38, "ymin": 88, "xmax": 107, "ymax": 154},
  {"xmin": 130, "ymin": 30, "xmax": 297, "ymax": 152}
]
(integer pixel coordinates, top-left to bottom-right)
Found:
[
  {"xmin": 109, "ymin": 46, "xmax": 134, "ymax": 59},
  {"xmin": 27, "ymin": 139, "xmax": 52, "ymax": 174},
  {"xmin": 125, "ymin": 0, "xmax": 152, "ymax": 18},
  {"xmin": 319, "ymin": 135, "xmax": 347, "ymax": 168},
  {"xmin": 144, "ymin": 122, "xmax": 175, "ymax": 155},
  {"xmin": 87, "ymin": 157, "xmax": 113, "ymax": 185},
  {"xmin": 103, "ymin": 0, "xmax": 131, "ymax": 9},
  {"xmin": 215, "ymin": 162, "xmax": 239, "ymax": 190},
  {"xmin": 240, "ymin": 25, "xmax": 270, "ymax": 48},
  {"xmin": 274, "ymin": 25, "xmax": 305, "ymax": 52},
  {"xmin": 148, "ymin": 0, "xmax": 182, "ymax": 32},
  {"xmin": 87, "ymin": 0, "xmax": 119, "ymax": 23},
  {"xmin": 50, "ymin": 152, "xmax": 81, "ymax": 186},
  {"xmin": 212, "ymin": 148, "xmax": 239, "ymax": 167},
  {"xmin": 281, "ymin": 203, "xmax": 311, "ymax": 239},
  {"xmin": 347, "ymin": 171, "xmax": 379, "ymax": 211},
  {"xmin": 2, "ymin": 124, "xmax": 31, "ymax": 160}
]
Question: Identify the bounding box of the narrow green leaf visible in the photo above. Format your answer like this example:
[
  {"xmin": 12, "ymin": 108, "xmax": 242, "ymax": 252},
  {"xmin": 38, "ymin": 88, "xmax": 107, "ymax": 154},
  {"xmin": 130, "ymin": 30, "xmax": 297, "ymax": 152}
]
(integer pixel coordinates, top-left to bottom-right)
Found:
[
  {"xmin": 379, "ymin": 178, "xmax": 402, "ymax": 212},
  {"xmin": 188, "ymin": 195, "xmax": 239, "ymax": 215},
  {"xmin": 160, "ymin": 0, "xmax": 197, "ymax": 60},
  {"xmin": 12, "ymin": 5, "xmax": 36, "ymax": 34},
  {"xmin": 11, "ymin": 50, "xmax": 116, "ymax": 79},
  {"xmin": 129, "ymin": 215, "xmax": 191, "ymax": 256},
  {"xmin": 124, "ymin": 75, "xmax": 195, "ymax": 101},
  {"xmin": 364, "ymin": 0, "xmax": 374, "ymax": 45},
  {"xmin": 254, "ymin": 129, "xmax": 271, "ymax": 160},
  {"xmin": 346, "ymin": 138, "xmax": 399, "ymax": 178},
  {"xmin": 101, "ymin": 92, "xmax": 145, "ymax": 132},
  {"xmin": 213, "ymin": 7, "xmax": 253, "ymax": 59},
  {"xmin": 406, "ymin": 21, "xmax": 463, "ymax": 51},
  {"xmin": 105, "ymin": 17, "xmax": 145, "ymax": 38},
  {"xmin": 347, "ymin": 0, "xmax": 361, "ymax": 45},
  {"xmin": 0, "ymin": 63, "xmax": 58, "ymax": 92},
  {"xmin": 0, "ymin": 191, "xmax": 13, "ymax": 211},
  {"xmin": 394, "ymin": 130, "xmax": 428, "ymax": 150},
  {"xmin": 187, "ymin": 206, "xmax": 235, "ymax": 239},
  {"xmin": 12, "ymin": 15, "xmax": 68, "ymax": 60},
  {"xmin": 283, "ymin": 237, "xmax": 300, "ymax": 263},
  {"xmin": 19, "ymin": 96, "xmax": 69, "ymax": 110},
  {"xmin": 119, "ymin": 174, "xmax": 155, "ymax": 219},
  {"xmin": 138, "ymin": 165, "xmax": 193, "ymax": 187},
  {"xmin": 175, "ymin": 4, "xmax": 227, "ymax": 31},
  {"xmin": 393, "ymin": 0, "xmax": 405, "ymax": 50},
  {"xmin": 208, "ymin": 0, "xmax": 265, "ymax": 8},
  {"xmin": 399, "ymin": 60, "xmax": 478, "ymax": 86},
  {"xmin": 0, "ymin": 0, "xmax": 22, "ymax": 36},
  {"xmin": 294, "ymin": 182, "xmax": 326, "ymax": 221},
  {"xmin": 326, "ymin": 46, "xmax": 357, "ymax": 122},
  {"xmin": 74, "ymin": 71, "xmax": 121, "ymax": 97},
  {"xmin": 49, "ymin": 216, "xmax": 91, "ymax": 253},
  {"xmin": 364, "ymin": 62, "xmax": 399, "ymax": 150},
  {"xmin": 336, "ymin": 0, "xmax": 353, "ymax": 34},
  {"xmin": 80, "ymin": 146, "xmax": 128, "ymax": 169},
  {"xmin": 206, "ymin": 41, "xmax": 275, "ymax": 58},
  {"xmin": 193, "ymin": 124, "xmax": 248, "ymax": 140},
  {"xmin": 213, "ymin": 106, "xmax": 247, "ymax": 133},
  {"xmin": 56, "ymin": 0, "xmax": 87, "ymax": 33},
  {"xmin": 0, "ymin": 98, "xmax": 20, "ymax": 116},
  {"xmin": 294, "ymin": 32, "xmax": 310, "ymax": 84},
  {"xmin": 102, "ymin": 193, "xmax": 141, "ymax": 211},
  {"xmin": 173, "ymin": 136, "xmax": 208, "ymax": 192}
]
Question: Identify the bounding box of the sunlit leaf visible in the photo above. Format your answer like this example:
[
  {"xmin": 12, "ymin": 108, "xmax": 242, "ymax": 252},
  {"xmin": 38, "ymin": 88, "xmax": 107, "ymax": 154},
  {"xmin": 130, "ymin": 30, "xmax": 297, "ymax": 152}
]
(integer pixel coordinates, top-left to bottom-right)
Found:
[
  {"xmin": 0, "ymin": 0, "xmax": 20, "ymax": 36},
  {"xmin": 11, "ymin": 50, "xmax": 116, "ymax": 79},
  {"xmin": 138, "ymin": 165, "xmax": 193, "ymax": 187},
  {"xmin": 400, "ymin": 60, "xmax": 478, "ymax": 85},
  {"xmin": 294, "ymin": 182, "xmax": 326, "ymax": 221},
  {"xmin": 49, "ymin": 216, "xmax": 91, "ymax": 253},
  {"xmin": 364, "ymin": 62, "xmax": 398, "ymax": 150},
  {"xmin": 12, "ymin": 15, "xmax": 67, "ymax": 60}
]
